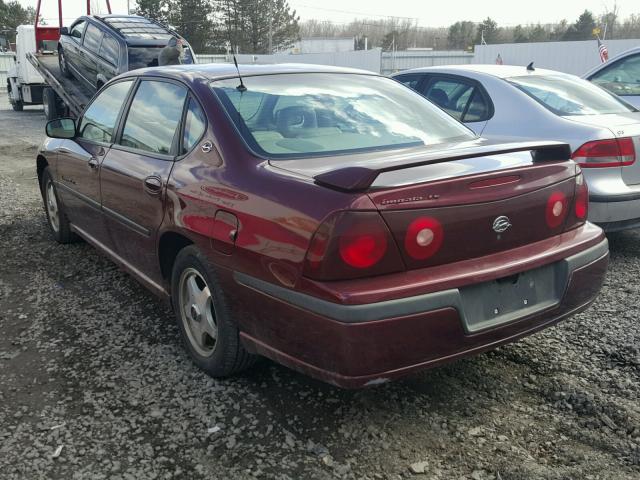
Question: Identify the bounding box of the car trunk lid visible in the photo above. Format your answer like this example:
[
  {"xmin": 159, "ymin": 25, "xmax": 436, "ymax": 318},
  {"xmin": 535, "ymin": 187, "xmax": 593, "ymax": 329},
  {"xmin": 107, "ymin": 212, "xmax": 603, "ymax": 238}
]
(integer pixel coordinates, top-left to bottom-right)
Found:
[
  {"xmin": 277, "ymin": 140, "xmax": 581, "ymax": 273},
  {"xmin": 371, "ymin": 160, "xmax": 578, "ymax": 270},
  {"xmin": 565, "ymin": 112, "xmax": 640, "ymax": 185}
]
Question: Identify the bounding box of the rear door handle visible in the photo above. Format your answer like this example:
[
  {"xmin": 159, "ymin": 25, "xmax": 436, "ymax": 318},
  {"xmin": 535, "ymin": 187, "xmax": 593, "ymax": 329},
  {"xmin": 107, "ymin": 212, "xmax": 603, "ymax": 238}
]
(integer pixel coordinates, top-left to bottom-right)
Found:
[
  {"xmin": 143, "ymin": 176, "xmax": 163, "ymax": 195},
  {"xmin": 88, "ymin": 157, "xmax": 99, "ymax": 169}
]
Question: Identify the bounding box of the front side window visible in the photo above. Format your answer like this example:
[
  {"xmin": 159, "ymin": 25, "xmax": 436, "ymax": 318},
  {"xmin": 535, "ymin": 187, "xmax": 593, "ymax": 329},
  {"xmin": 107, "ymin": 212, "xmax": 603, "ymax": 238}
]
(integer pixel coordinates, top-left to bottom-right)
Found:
[
  {"xmin": 70, "ymin": 20, "xmax": 85, "ymax": 39},
  {"xmin": 182, "ymin": 98, "xmax": 206, "ymax": 154},
  {"xmin": 120, "ymin": 81, "xmax": 187, "ymax": 154},
  {"xmin": 100, "ymin": 34, "xmax": 119, "ymax": 65},
  {"xmin": 212, "ymin": 73, "xmax": 475, "ymax": 159},
  {"xmin": 83, "ymin": 24, "xmax": 103, "ymax": 54},
  {"xmin": 508, "ymin": 74, "xmax": 636, "ymax": 116},
  {"xmin": 78, "ymin": 80, "xmax": 134, "ymax": 143},
  {"xmin": 590, "ymin": 54, "xmax": 640, "ymax": 97}
]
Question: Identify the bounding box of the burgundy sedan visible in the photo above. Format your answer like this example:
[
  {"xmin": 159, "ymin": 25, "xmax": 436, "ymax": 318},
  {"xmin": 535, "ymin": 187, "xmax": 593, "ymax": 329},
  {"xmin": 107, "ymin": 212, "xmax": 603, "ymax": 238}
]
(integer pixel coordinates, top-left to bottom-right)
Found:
[{"xmin": 37, "ymin": 64, "xmax": 608, "ymax": 388}]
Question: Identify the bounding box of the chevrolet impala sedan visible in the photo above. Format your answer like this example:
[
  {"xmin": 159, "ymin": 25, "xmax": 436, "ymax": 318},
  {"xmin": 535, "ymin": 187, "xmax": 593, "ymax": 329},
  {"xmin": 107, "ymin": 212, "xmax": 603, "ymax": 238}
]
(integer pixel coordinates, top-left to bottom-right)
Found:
[{"xmin": 37, "ymin": 64, "xmax": 608, "ymax": 388}]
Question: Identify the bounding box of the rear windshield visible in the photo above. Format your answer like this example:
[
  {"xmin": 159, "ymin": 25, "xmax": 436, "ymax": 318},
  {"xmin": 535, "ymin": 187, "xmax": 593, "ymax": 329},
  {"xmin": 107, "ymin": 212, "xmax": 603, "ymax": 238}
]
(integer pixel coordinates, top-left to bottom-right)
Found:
[
  {"xmin": 508, "ymin": 74, "xmax": 636, "ymax": 116},
  {"xmin": 127, "ymin": 46, "xmax": 195, "ymax": 70},
  {"xmin": 211, "ymin": 73, "xmax": 475, "ymax": 159}
]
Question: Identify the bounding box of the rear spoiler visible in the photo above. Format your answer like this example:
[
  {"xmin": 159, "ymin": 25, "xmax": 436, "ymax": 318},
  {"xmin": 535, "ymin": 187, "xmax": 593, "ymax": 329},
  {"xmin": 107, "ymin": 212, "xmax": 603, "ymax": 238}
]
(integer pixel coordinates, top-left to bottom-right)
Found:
[{"xmin": 314, "ymin": 141, "xmax": 572, "ymax": 192}]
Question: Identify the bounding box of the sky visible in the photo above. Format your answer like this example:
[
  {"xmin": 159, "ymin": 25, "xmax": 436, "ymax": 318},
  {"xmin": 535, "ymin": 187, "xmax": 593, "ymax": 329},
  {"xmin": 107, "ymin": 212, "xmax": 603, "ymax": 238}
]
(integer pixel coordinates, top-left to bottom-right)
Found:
[{"xmin": 18, "ymin": 0, "xmax": 639, "ymax": 29}]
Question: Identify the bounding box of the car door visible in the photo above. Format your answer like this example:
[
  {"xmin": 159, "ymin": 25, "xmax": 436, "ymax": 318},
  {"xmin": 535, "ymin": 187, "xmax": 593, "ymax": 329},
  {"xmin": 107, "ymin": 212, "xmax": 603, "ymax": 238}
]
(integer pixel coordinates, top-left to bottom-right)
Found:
[
  {"xmin": 78, "ymin": 22, "xmax": 104, "ymax": 90},
  {"xmin": 97, "ymin": 32, "xmax": 120, "ymax": 85},
  {"xmin": 100, "ymin": 79, "xmax": 188, "ymax": 279},
  {"xmin": 65, "ymin": 19, "xmax": 86, "ymax": 76},
  {"xmin": 418, "ymin": 75, "xmax": 492, "ymax": 135},
  {"xmin": 589, "ymin": 53, "xmax": 640, "ymax": 108},
  {"xmin": 54, "ymin": 79, "xmax": 135, "ymax": 244}
]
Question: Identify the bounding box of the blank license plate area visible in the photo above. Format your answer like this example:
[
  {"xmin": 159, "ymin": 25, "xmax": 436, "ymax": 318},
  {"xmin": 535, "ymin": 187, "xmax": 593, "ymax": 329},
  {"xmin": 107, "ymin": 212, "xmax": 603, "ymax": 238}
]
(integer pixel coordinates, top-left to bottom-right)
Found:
[{"xmin": 459, "ymin": 262, "xmax": 563, "ymax": 333}]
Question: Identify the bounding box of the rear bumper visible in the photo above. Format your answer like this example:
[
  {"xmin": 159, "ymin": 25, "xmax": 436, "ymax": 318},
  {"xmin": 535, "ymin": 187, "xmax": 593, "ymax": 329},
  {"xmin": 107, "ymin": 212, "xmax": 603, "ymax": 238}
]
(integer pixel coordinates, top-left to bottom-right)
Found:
[
  {"xmin": 589, "ymin": 195, "xmax": 640, "ymax": 231},
  {"xmin": 233, "ymin": 228, "xmax": 608, "ymax": 388}
]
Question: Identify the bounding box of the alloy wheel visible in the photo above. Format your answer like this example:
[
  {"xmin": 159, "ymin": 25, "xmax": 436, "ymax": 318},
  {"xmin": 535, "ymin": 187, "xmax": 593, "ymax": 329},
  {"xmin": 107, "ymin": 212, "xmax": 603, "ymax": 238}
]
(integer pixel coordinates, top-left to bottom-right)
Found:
[{"xmin": 45, "ymin": 180, "xmax": 60, "ymax": 233}]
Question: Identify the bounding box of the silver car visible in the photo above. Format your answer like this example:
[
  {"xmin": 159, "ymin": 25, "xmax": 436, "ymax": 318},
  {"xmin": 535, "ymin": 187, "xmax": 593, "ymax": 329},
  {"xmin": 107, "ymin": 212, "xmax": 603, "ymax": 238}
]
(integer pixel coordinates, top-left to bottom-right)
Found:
[
  {"xmin": 393, "ymin": 65, "xmax": 640, "ymax": 232},
  {"xmin": 584, "ymin": 46, "xmax": 640, "ymax": 108}
]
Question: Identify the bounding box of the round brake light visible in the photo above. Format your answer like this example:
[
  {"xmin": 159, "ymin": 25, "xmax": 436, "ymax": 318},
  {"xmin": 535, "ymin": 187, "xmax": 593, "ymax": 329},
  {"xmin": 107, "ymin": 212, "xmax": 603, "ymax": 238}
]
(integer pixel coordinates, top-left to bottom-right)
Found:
[
  {"xmin": 404, "ymin": 217, "xmax": 443, "ymax": 260},
  {"xmin": 545, "ymin": 192, "xmax": 568, "ymax": 228}
]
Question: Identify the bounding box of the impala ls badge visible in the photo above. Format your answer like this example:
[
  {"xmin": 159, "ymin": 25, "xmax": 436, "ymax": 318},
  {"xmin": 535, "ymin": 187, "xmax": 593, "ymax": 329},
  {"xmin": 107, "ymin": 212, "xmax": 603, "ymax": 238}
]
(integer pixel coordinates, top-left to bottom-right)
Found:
[
  {"xmin": 201, "ymin": 141, "xmax": 213, "ymax": 153},
  {"xmin": 492, "ymin": 215, "xmax": 512, "ymax": 233}
]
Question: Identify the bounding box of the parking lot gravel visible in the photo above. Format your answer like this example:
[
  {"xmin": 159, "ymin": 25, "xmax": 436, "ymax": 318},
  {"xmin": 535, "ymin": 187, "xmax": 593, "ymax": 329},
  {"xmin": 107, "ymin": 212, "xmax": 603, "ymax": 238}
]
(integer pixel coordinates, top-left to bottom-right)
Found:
[{"xmin": 1, "ymin": 96, "xmax": 639, "ymax": 480}]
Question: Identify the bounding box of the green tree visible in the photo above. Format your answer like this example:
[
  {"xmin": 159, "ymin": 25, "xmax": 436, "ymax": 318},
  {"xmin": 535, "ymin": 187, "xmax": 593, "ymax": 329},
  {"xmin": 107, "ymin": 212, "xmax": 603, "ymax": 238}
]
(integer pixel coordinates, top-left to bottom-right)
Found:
[
  {"xmin": 475, "ymin": 17, "xmax": 499, "ymax": 44},
  {"xmin": 447, "ymin": 20, "xmax": 475, "ymax": 49},
  {"xmin": 563, "ymin": 10, "xmax": 597, "ymax": 40},
  {"xmin": 0, "ymin": 0, "xmax": 35, "ymax": 43},
  {"xmin": 222, "ymin": 0, "xmax": 299, "ymax": 54},
  {"xmin": 166, "ymin": 0, "xmax": 214, "ymax": 53},
  {"xmin": 135, "ymin": 0, "xmax": 169, "ymax": 23},
  {"xmin": 513, "ymin": 25, "xmax": 528, "ymax": 43},
  {"xmin": 529, "ymin": 24, "xmax": 547, "ymax": 42}
]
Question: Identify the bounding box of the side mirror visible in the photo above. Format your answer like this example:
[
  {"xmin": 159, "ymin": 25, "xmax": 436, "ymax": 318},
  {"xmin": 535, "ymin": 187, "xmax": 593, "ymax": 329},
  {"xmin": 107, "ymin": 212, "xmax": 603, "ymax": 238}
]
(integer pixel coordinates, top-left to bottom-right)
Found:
[
  {"xmin": 59, "ymin": 27, "xmax": 69, "ymax": 36},
  {"xmin": 46, "ymin": 118, "xmax": 76, "ymax": 139}
]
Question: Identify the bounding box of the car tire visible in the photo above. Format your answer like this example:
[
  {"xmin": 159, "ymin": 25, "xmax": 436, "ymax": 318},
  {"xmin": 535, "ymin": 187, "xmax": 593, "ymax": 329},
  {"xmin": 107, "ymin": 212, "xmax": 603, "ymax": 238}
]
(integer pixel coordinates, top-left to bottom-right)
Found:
[
  {"xmin": 11, "ymin": 99, "xmax": 23, "ymax": 112},
  {"xmin": 43, "ymin": 87, "xmax": 59, "ymax": 120},
  {"xmin": 171, "ymin": 245, "xmax": 256, "ymax": 378},
  {"xmin": 58, "ymin": 48, "xmax": 73, "ymax": 79},
  {"xmin": 41, "ymin": 167, "xmax": 76, "ymax": 244}
]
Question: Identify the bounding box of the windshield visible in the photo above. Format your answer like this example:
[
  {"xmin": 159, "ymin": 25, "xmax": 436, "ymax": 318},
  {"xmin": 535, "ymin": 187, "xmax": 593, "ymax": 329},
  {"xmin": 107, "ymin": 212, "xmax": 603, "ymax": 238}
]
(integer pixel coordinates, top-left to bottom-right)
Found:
[
  {"xmin": 127, "ymin": 46, "xmax": 195, "ymax": 70},
  {"xmin": 211, "ymin": 73, "xmax": 475, "ymax": 159},
  {"xmin": 508, "ymin": 74, "xmax": 636, "ymax": 116}
]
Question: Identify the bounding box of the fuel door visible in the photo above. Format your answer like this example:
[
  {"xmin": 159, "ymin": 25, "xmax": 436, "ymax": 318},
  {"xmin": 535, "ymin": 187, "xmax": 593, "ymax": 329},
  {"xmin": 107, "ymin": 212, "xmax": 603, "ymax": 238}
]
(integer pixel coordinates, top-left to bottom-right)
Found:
[{"xmin": 211, "ymin": 210, "xmax": 239, "ymax": 254}]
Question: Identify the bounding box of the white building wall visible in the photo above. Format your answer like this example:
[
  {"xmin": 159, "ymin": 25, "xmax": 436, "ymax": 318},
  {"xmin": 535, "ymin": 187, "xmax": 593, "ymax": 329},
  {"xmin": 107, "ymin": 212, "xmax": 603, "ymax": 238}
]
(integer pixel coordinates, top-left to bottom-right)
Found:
[
  {"xmin": 293, "ymin": 38, "xmax": 355, "ymax": 54},
  {"xmin": 474, "ymin": 39, "xmax": 640, "ymax": 76},
  {"xmin": 381, "ymin": 50, "xmax": 474, "ymax": 75}
]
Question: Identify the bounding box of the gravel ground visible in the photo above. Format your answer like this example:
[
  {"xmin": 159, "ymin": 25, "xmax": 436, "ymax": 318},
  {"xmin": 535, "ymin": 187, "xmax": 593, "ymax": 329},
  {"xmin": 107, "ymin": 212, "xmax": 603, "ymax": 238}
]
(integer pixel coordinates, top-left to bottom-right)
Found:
[{"xmin": 0, "ymin": 94, "xmax": 639, "ymax": 480}]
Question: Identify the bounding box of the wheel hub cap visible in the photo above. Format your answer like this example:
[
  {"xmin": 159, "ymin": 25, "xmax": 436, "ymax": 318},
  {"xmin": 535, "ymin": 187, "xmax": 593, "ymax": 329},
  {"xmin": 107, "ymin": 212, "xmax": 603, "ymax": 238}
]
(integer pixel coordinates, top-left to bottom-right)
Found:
[{"xmin": 179, "ymin": 268, "xmax": 217, "ymax": 357}]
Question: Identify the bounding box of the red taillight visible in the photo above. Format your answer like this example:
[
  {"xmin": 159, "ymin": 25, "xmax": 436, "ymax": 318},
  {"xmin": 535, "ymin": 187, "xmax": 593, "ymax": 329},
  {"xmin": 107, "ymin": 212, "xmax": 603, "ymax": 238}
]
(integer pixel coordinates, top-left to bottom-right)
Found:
[
  {"xmin": 545, "ymin": 191, "xmax": 568, "ymax": 228},
  {"xmin": 404, "ymin": 217, "xmax": 443, "ymax": 260},
  {"xmin": 572, "ymin": 138, "xmax": 636, "ymax": 168},
  {"xmin": 304, "ymin": 211, "xmax": 403, "ymax": 280},
  {"xmin": 339, "ymin": 224, "xmax": 388, "ymax": 268},
  {"xmin": 574, "ymin": 172, "xmax": 589, "ymax": 220}
]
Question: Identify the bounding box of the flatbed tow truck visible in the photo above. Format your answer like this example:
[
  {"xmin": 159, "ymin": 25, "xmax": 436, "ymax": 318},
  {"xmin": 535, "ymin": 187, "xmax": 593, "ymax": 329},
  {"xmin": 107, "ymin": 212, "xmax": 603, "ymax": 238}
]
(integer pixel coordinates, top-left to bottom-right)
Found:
[{"xmin": 23, "ymin": 0, "xmax": 112, "ymax": 118}]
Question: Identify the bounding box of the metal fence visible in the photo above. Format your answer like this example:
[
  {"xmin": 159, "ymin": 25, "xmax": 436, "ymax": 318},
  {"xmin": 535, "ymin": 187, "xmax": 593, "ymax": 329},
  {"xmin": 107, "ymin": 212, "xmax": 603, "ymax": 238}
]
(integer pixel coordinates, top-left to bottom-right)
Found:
[{"xmin": 474, "ymin": 39, "xmax": 640, "ymax": 76}]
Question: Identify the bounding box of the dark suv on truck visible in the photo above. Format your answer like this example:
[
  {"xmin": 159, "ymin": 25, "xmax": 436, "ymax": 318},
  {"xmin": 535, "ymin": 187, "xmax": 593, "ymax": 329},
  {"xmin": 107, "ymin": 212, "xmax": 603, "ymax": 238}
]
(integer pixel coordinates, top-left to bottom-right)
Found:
[{"xmin": 58, "ymin": 14, "xmax": 195, "ymax": 92}]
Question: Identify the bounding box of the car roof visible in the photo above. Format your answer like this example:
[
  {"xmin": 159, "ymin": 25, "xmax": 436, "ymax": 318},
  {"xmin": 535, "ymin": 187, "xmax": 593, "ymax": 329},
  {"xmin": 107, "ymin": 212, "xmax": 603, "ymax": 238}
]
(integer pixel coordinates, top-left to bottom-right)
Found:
[
  {"xmin": 583, "ymin": 45, "xmax": 640, "ymax": 78},
  {"xmin": 90, "ymin": 14, "xmax": 178, "ymax": 46},
  {"xmin": 394, "ymin": 64, "xmax": 575, "ymax": 80},
  {"xmin": 119, "ymin": 63, "xmax": 378, "ymax": 82}
]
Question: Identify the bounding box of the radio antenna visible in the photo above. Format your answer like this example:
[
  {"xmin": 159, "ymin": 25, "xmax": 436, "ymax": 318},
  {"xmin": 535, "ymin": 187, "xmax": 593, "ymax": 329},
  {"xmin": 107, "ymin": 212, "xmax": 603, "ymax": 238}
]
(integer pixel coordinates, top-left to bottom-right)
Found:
[
  {"xmin": 233, "ymin": 54, "xmax": 247, "ymax": 92},
  {"xmin": 225, "ymin": 2, "xmax": 247, "ymax": 93}
]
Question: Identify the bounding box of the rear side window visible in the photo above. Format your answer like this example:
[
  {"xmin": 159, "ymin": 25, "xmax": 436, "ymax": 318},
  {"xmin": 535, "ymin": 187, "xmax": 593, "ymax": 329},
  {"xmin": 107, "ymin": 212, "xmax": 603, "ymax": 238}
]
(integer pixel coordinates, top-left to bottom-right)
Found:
[
  {"xmin": 394, "ymin": 73, "xmax": 424, "ymax": 90},
  {"xmin": 508, "ymin": 74, "xmax": 636, "ymax": 115},
  {"xmin": 100, "ymin": 34, "xmax": 119, "ymax": 65},
  {"xmin": 120, "ymin": 81, "xmax": 187, "ymax": 155},
  {"xmin": 83, "ymin": 24, "xmax": 103, "ymax": 54},
  {"xmin": 70, "ymin": 20, "xmax": 85, "ymax": 39},
  {"xmin": 78, "ymin": 80, "xmax": 134, "ymax": 143},
  {"xmin": 590, "ymin": 54, "xmax": 640, "ymax": 97},
  {"xmin": 181, "ymin": 98, "xmax": 206, "ymax": 154},
  {"xmin": 421, "ymin": 78, "xmax": 490, "ymax": 122}
]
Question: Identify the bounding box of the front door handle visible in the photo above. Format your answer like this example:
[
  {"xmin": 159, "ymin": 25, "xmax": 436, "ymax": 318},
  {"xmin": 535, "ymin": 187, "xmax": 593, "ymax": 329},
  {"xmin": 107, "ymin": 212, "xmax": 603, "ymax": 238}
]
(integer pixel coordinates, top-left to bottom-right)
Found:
[
  {"xmin": 143, "ymin": 176, "xmax": 163, "ymax": 195},
  {"xmin": 88, "ymin": 157, "xmax": 99, "ymax": 169}
]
